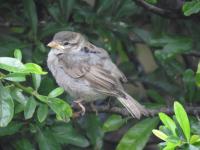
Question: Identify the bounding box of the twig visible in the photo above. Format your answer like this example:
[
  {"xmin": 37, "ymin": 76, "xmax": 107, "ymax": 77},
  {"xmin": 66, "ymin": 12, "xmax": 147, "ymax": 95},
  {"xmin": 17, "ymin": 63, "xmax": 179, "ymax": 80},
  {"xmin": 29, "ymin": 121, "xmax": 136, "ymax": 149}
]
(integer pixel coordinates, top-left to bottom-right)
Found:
[
  {"xmin": 186, "ymin": 51, "xmax": 200, "ymax": 57},
  {"xmin": 132, "ymin": 0, "xmax": 186, "ymax": 19},
  {"xmin": 73, "ymin": 104, "xmax": 200, "ymax": 118}
]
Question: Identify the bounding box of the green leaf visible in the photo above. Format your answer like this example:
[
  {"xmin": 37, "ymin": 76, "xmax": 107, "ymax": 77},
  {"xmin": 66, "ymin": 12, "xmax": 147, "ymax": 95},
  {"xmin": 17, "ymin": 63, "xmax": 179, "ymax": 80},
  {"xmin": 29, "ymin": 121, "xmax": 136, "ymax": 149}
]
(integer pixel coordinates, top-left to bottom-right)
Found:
[
  {"xmin": 23, "ymin": 0, "xmax": 38, "ymax": 38},
  {"xmin": 58, "ymin": 0, "xmax": 75, "ymax": 20},
  {"xmin": 12, "ymin": 138, "xmax": 35, "ymax": 150},
  {"xmin": 97, "ymin": 0, "xmax": 115, "ymax": 14},
  {"xmin": 0, "ymin": 57, "xmax": 25, "ymax": 72},
  {"xmin": 190, "ymin": 135, "xmax": 200, "ymax": 144},
  {"xmin": 145, "ymin": 0, "xmax": 158, "ymax": 4},
  {"xmin": 195, "ymin": 62, "xmax": 200, "ymax": 87},
  {"xmin": 81, "ymin": 114, "xmax": 104, "ymax": 149},
  {"xmin": 163, "ymin": 142, "xmax": 177, "ymax": 150},
  {"xmin": 188, "ymin": 145, "xmax": 200, "ymax": 150},
  {"xmin": 35, "ymin": 95, "xmax": 48, "ymax": 103},
  {"xmin": 32, "ymin": 74, "xmax": 41, "ymax": 90},
  {"xmin": 183, "ymin": 1, "xmax": 200, "ymax": 16},
  {"xmin": 11, "ymin": 88, "xmax": 27, "ymax": 106},
  {"xmin": 48, "ymin": 98, "xmax": 72, "ymax": 122},
  {"xmin": 0, "ymin": 121, "xmax": 23, "ymax": 136},
  {"xmin": 0, "ymin": 82, "xmax": 14, "ymax": 127},
  {"xmin": 24, "ymin": 97, "xmax": 37, "ymax": 119},
  {"xmin": 117, "ymin": 118, "xmax": 159, "ymax": 150},
  {"xmin": 159, "ymin": 113, "xmax": 177, "ymax": 136},
  {"xmin": 4, "ymin": 73, "xmax": 26, "ymax": 82},
  {"xmin": 154, "ymin": 37, "xmax": 192, "ymax": 60},
  {"xmin": 14, "ymin": 49, "xmax": 22, "ymax": 61},
  {"xmin": 103, "ymin": 115, "xmax": 127, "ymax": 132},
  {"xmin": 152, "ymin": 129, "xmax": 168, "ymax": 141},
  {"xmin": 24, "ymin": 63, "xmax": 47, "ymax": 75},
  {"xmin": 174, "ymin": 101, "xmax": 190, "ymax": 142},
  {"xmin": 52, "ymin": 123, "xmax": 90, "ymax": 147},
  {"xmin": 48, "ymin": 87, "xmax": 64, "ymax": 98},
  {"xmin": 183, "ymin": 69, "xmax": 195, "ymax": 102},
  {"xmin": 147, "ymin": 89, "xmax": 165, "ymax": 104},
  {"xmin": 36, "ymin": 128, "xmax": 61, "ymax": 150},
  {"xmin": 37, "ymin": 104, "xmax": 48, "ymax": 123}
]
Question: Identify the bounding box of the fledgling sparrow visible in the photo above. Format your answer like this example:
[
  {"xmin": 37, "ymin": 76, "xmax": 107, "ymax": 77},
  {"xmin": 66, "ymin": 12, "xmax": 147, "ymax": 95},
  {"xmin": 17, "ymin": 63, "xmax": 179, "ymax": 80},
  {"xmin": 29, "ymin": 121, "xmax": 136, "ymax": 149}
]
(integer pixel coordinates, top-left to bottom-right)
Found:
[{"xmin": 47, "ymin": 31, "xmax": 148, "ymax": 118}]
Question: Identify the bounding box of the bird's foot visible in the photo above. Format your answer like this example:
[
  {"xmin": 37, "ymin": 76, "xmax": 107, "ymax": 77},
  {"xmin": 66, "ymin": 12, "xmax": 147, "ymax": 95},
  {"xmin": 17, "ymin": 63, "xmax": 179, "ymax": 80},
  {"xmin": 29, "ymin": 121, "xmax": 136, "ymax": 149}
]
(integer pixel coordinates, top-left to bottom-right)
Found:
[{"xmin": 73, "ymin": 99, "xmax": 86, "ymax": 116}]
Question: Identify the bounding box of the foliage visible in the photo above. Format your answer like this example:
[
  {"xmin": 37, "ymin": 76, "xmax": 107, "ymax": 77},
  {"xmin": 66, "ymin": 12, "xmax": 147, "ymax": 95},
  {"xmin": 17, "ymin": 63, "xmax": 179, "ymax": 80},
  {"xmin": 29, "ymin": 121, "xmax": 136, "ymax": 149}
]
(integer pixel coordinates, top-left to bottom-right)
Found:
[
  {"xmin": 0, "ymin": 0, "xmax": 200, "ymax": 149},
  {"xmin": 152, "ymin": 101, "xmax": 200, "ymax": 149}
]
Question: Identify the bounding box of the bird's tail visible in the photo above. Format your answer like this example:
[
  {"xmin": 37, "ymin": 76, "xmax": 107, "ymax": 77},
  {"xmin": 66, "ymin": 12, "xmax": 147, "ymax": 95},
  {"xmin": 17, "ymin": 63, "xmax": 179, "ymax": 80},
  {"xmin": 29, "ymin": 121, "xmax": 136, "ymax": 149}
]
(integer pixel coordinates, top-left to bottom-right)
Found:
[{"xmin": 117, "ymin": 92, "xmax": 149, "ymax": 119}]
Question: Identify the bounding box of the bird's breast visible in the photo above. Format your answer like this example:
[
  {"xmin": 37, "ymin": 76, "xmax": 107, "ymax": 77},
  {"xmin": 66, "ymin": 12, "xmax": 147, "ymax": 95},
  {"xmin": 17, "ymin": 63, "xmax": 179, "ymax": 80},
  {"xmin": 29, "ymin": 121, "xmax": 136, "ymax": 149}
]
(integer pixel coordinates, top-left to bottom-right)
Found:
[{"xmin": 47, "ymin": 50, "xmax": 105, "ymax": 101}]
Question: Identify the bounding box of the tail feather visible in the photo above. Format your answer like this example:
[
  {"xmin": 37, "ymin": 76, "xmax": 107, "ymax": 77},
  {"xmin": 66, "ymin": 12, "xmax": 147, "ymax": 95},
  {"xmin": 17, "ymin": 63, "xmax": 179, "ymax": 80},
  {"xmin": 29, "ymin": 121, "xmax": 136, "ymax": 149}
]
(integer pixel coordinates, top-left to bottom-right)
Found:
[{"xmin": 117, "ymin": 92, "xmax": 149, "ymax": 119}]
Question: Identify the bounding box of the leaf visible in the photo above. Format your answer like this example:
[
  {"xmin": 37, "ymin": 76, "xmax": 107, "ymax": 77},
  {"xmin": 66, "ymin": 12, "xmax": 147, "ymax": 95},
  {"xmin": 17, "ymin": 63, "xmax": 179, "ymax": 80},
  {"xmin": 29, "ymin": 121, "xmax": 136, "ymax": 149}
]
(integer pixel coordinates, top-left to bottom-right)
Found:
[
  {"xmin": 23, "ymin": 0, "xmax": 38, "ymax": 38},
  {"xmin": 0, "ymin": 121, "xmax": 23, "ymax": 136},
  {"xmin": 183, "ymin": 69, "xmax": 195, "ymax": 102},
  {"xmin": 32, "ymin": 74, "xmax": 41, "ymax": 90},
  {"xmin": 163, "ymin": 142, "xmax": 177, "ymax": 150},
  {"xmin": 37, "ymin": 104, "xmax": 48, "ymax": 122},
  {"xmin": 24, "ymin": 63, "xmax": 47, "ymax": 75},
  {"xmin": 152, "ymin": 129, "xmax": 168, "ymax": 141},
  {"xmin": 36, "ymin": 128, "xmax": 61, "ymax": 150},
  {"xmin": 81, "ymin": 114, "xmax": 104, "ymax": 149},
  {"xmin": 36, "ymin": 95, "xmax": 48, "ymax": 103},
  {"xmin": 4, "ymin": 73, "xmax": 26, "ymax": 82},
  {"xmin": 116, "ymin": 118, "xmax": 159, "ymax": 150},
  {"xmin": 159, "ymin": 113, "xmax": 177, "ymax": 136},
  {"xmin": 103, "ymin": 115, "xmax": 127, "ymax": 132},
  {"xmin": 183, "ymin": 1, "xmax": 200, "ymax": 16},
  {"xmin": 0, "ymin": 57, "xmax": 25, "ymax": 72},
  {"xmin": 188, "ymin": 144, "xmax": 200, "ymax": 150},
  {"xmin": 58, "ymin": 0, "xmax": 75, "ymax": 20},
  {"xmin": 145, "ymin": 0, "xmax": 158, "ymax": 4},
  {"xmin": 48, "ymin": 87, "xmax": 64, "ymax": 98},
  {"xmin": 48, "ymin": 98, "xmax": 72, "ymax": 122},
  {"xmin": 11, "ymin": 88, "xmax": 27, "ymax": 106},
  {"xmin": 174, "ymin": 101, "xmax": 190, "ymax": 142},
  {"xmin": 195, "ymin": 62, "xmax": 200, "ymax": 87},
  {"xmin": 12, "ymin": 138, "xmax": 35, "ymax": 150},
  {"xmin": 147, "ymin": 89, "xmax": 165, "ymax": 104},
  {"xmin": 97, "ymin": 0, "xmax": 115, "ymax": 14},
  {"xmin": 133, "ymin": 28, "xmax": 152, "ymax": 44},
  {"xmin": 14, "ymin": 49, "xmax": 22, "ymax": 61},
  {"xmin": 154, "ymin": 37, "xmax": 192, "ymax": 60},
  {"xmin": 0, "ymin": 82, "xmax": 14, "ymax": 127},
  {"xmin": 190, "ymin": 135, "xmax": 200, "ymax": 144},
  {"xmin": 52, "ymin": 123, "xmax": 90, "ymax": 147},
  {"xmin": 24, "ymin": 97, "xmax": 37, "ymax": 119}
]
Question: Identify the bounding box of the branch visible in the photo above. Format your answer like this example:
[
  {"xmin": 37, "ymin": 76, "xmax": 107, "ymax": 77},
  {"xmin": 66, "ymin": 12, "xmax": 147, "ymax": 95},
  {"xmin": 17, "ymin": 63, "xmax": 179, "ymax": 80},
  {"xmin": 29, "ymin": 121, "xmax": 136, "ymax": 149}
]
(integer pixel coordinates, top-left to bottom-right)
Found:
[
  {"xmin": 73, "ymin": 104, "xmax": 200, "ymax": 118},
  {"xmin": 132, "ymin": 0, "xmax": 186, "ymax": 19},
  {"xmin": 186, "ymin": 51, "xmax": 200, "ymax": 57}
]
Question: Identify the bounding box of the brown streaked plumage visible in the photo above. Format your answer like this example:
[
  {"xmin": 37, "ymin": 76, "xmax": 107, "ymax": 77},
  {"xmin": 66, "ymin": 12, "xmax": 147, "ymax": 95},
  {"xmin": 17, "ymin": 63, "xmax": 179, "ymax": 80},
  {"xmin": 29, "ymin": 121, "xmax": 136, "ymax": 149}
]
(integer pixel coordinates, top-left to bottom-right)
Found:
[{"xmin": 47, "ymin": 31, "xmax": 148, "ymax": 118}]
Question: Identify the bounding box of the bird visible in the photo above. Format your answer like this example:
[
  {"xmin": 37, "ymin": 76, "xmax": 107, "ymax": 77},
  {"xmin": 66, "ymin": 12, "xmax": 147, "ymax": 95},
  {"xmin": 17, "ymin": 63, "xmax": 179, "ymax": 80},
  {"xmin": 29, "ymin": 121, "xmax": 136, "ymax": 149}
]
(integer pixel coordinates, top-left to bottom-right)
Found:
[{"xmin": 47, "ymin": 31, "xmax": 149, "ymax": 119}]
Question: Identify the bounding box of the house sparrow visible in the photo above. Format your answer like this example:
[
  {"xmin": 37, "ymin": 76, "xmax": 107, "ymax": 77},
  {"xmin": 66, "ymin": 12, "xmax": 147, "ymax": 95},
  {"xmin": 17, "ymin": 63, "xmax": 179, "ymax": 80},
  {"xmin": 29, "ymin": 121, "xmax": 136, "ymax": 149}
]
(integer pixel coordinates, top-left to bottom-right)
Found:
[{"xmin": 47, "ymin": 31, "xmax": 148, "ymax": 118}]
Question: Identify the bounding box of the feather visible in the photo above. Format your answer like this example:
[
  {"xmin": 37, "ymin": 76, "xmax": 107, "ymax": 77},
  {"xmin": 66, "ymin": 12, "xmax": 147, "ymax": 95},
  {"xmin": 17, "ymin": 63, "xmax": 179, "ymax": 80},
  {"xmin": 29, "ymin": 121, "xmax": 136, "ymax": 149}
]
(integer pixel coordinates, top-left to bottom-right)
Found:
[{"xmin": 117, "ymin": 92, "xmax": 149, "ymax": 119}]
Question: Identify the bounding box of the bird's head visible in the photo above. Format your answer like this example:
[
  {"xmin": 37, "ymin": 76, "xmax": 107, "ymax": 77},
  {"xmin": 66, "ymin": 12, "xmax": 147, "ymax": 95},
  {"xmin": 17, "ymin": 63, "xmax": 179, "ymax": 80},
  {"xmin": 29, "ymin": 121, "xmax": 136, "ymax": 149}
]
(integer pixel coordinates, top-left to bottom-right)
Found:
[{"xmin": 47, "ymin": 31, "xmax": 84, "ymax": 53}]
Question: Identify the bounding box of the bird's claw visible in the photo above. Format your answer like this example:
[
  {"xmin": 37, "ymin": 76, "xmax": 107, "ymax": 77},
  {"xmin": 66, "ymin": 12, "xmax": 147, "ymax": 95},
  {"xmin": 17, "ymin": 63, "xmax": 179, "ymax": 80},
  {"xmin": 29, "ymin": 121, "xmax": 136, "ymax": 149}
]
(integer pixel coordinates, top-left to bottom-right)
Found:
[{"xmin": 73, "ymin": 99, "xmax": 85, "ymax": 116}]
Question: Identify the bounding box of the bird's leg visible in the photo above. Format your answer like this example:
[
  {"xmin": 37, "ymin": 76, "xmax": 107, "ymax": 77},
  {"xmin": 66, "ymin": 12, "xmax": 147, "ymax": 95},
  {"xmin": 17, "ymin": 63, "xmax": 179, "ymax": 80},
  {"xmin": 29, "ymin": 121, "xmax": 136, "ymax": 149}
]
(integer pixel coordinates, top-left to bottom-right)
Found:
[
  {"xmin": 73, "ymin": 99, "xmax": 85, "ymax": 116},
  {"xmin": 105, "ymin": 96, "xmax": 112, "ymax": 108},
  {"xmin": 90, "ymin": 102, "xmax": 98, "ymax": 116}
]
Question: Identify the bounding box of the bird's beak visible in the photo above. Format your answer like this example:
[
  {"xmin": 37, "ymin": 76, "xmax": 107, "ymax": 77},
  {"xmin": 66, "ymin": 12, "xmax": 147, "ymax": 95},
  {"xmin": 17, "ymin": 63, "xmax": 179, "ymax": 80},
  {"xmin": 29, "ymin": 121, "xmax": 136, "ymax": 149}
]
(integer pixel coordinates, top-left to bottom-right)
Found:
[{"xmin": 47, "ymin": 41, "xmax": 64, "ymax": 50}]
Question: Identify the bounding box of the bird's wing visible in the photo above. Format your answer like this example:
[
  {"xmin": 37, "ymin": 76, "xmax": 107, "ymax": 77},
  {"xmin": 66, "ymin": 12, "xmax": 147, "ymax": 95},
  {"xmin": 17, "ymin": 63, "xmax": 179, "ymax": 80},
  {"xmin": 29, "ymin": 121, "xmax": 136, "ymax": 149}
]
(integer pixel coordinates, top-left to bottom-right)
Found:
[
  {"xmin": 85, "ymin": 42, "xmax": 127, "ymax": 83},
  {"xmin": 58, "ymin": 54, "xmax": 124, "ymax": 97}
]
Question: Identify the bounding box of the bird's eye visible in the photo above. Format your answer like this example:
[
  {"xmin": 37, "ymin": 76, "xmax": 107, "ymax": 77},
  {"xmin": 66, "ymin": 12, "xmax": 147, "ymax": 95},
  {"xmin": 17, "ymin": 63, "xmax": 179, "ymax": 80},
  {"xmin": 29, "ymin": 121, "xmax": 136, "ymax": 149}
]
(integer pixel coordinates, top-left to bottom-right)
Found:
[{"xmin": 63, "ymin": 41, "xmax": 69, "ymax": 46}]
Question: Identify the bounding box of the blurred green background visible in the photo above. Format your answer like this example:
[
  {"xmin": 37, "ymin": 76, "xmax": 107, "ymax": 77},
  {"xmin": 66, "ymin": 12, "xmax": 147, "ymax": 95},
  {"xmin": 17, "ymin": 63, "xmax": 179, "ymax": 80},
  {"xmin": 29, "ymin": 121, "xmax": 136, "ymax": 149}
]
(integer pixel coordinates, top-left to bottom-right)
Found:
[{"xmin": 0, "ymin": 0, "xmax": 200, "ymax": 149}]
